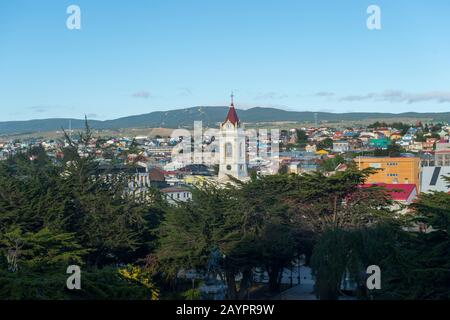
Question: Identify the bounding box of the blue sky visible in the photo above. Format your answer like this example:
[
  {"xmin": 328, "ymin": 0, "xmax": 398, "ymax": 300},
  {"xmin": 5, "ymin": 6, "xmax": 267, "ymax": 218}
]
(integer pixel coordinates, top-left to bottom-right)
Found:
[{"xmin": 1, "ymin": 0, "xmax": 450, "ymax": 121}]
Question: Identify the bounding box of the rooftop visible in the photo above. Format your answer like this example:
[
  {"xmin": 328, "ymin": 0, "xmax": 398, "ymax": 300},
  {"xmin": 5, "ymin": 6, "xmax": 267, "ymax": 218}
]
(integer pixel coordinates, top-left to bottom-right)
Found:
[
  {"xmin": 359, "ymin": 183, "xmax": 416, "ymax": 201},
  {"xmin": 160, "ymin": 187, "xmax": 191, "ymax": 193}
]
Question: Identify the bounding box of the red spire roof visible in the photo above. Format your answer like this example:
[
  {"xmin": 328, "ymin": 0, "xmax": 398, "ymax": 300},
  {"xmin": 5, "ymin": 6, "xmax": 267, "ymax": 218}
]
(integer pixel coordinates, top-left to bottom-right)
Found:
[
  {"xmin": 223, "ymin": 93, "xmax": 240, "ymax": 125},
  {"xmin": 224, "ymin": 105, "xmax": 239, "ymax": 125}
]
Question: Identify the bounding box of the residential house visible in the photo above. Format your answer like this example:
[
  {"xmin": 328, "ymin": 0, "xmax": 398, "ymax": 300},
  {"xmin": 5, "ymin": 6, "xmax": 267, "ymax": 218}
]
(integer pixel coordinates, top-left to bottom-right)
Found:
[
  {"xmin": 333, "ymin": 140, "xmax": 351, "ymax": 153},
  {"xmin": 360, "ymin": 183, "xmax": 417, "ymax": 214},
  {"xmin": 161, "ymin": 187, "xmax": 192, "ymax": 204}
]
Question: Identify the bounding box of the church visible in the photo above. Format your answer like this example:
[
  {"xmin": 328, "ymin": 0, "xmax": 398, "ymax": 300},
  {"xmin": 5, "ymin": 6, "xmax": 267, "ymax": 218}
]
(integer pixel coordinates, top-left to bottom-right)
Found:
[{"xmin": 217, "ymin": 95, "xmax": 249, "ymax": 182}]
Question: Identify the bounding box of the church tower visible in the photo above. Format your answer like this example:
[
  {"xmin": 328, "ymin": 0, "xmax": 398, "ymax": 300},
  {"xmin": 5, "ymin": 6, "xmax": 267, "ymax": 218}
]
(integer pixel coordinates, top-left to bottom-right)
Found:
[{"xmin": 218, "ymin": 94, "xmax": 248, "ymax": 181}]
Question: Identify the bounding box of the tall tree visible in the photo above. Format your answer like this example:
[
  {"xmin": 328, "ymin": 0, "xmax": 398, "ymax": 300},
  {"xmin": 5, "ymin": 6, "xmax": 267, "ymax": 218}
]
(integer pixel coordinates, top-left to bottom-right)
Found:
[{"xmin": 157, "ymin": 182, "xmax": 259, "ymax": 299}]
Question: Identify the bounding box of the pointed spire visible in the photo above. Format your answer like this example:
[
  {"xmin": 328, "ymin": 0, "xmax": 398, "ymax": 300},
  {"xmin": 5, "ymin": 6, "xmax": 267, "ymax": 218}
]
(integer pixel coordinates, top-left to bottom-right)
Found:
[{"xmin": 223, "ymin": 93, "xmax": 239, "ymax": 125}]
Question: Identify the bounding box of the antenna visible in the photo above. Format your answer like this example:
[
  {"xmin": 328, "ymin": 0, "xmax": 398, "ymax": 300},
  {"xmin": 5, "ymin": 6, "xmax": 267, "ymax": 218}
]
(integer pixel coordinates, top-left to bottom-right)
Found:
[{"xmin": 69, "ymin": 119, "xmax": 72, "ymax": 140}]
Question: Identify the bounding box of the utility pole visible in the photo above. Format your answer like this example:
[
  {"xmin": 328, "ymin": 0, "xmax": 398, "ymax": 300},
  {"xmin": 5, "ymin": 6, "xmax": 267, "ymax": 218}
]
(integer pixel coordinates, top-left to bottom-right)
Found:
[{"xmin": 69, "ymin": 119, "xmax": 72, "ymax": 140}]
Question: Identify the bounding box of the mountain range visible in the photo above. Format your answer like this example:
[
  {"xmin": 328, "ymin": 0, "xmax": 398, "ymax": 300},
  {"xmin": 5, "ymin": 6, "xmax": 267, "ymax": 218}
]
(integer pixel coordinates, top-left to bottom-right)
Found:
[{"xmin": 1, "ymin": 106, "xmax": 450, "ymax": 135}]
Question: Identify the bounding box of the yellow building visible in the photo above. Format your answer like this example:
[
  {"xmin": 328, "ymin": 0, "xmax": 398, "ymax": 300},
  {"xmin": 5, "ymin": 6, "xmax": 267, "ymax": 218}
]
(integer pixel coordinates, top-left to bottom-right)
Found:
[
  {"xmin": 183, "ymin": 174, "xmax": 209, "ymax": 186},
  {"xmin": 355, "ymin": 156, "xmax": 421, "ymax": 191},
  {"xmin": 315, "ymin": 150, "xmax": 329, "ymax": 156},
  {"xmin": 390, "ymin": 134, "xmax": 402, "ymax": 141}
]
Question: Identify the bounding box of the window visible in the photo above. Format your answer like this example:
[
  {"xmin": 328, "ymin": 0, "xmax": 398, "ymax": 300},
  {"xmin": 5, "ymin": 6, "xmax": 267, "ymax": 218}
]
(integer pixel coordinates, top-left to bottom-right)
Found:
[{"xmin": 225, "ymin": 143, "xmax": 232, "ymax": 158}]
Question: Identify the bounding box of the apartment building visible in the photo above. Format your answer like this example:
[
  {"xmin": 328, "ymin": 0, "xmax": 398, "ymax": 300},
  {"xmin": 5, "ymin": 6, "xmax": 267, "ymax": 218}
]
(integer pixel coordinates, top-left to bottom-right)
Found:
[
  {"xmin": 435, "ymin": 141, "xmax": 450, "ymax": 167},
  {"xmin": 355, "ymin": 156, "xmax": 421, "ymax": 192}
]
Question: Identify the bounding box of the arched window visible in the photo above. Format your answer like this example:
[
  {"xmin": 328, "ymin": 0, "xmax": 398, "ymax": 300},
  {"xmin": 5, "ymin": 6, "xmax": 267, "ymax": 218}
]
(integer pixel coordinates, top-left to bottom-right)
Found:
[{"xmin": 225, "ymin": 143, "xmax": 232, "ymax": 158}]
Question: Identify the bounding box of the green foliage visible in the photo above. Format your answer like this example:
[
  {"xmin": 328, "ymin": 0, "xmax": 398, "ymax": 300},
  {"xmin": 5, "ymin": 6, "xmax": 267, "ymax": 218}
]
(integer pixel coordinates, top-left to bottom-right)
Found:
[
  {"xmin": 0, "ymin": 123, "xmax": 162, "ymax": 299},
  {"xmin": 156, "ymin": 182, "xmax": 258, "ymax": 298},
  {"xmin": 296, "ymin": 129, "xmax": 308, "ymax": 143},
  {"xmin": 373, "ymin": 143, "xmax": 406, "ymax": 157},
  {"xmin": 1, "ymin": 120, "xmax": 449, "ymax": 300},
  {"xmin": 0, "ymin": 266, "xmax": 156, "ymax": 300},
  {"xmin": 316, "ymin": 138, "xmax": 333, "ymax": 150},
  {"xmin": 319, "ymin": 154, "xmax": 346, "ymax": 172},
  {"xmin": 157, "ymin": 182, "xmax": 235, "ymax": 276},
  {"xmin": 310, "ymin": 228, "xmax": 349, "ymax": 300},
  {"xmin": 368, "ymin": 121, "xmax": 410, "ymax": 134},
  {"xmin": 310, "ymin": 222, "xmax": 406, "ymax": 300},
  {"xmin": 182, "ymin": 288, "xmax": 201, "ymax": 300},
  {"xmin": 311, "ymin": 190, "xmax": 450, "ymax": 300},
  {"xmin": 0, "ymin": 265, "xmax": 69, "ymax": 300},
  {"xmin": 0, "ymin": 227, "xmax": 88, "ymax": 272},
  {"xmin": 157, "ymin": 169, "xmax": 395, "ymax": 297}
]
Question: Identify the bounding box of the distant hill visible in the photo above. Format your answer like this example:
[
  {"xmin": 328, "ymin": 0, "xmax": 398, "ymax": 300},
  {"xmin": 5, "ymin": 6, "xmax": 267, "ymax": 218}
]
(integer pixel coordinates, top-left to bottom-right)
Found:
[{"xmin": 1, "ymin": 106, "xmax": 450, "ymax": 135}]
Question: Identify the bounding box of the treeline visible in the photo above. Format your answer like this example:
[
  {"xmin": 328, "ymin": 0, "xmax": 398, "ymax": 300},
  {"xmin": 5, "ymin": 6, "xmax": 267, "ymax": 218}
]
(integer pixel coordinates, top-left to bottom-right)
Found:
[
  {"xmin": 368, "ymin": 121, "xmax": 445, "ymax": 137},
  {"xmin": 368, "ymin": 121, "xmax": 412, "ymax": 134},
  {"xmin": 0, "ymin": 128, "xmax": 449, "ymax": 300}
]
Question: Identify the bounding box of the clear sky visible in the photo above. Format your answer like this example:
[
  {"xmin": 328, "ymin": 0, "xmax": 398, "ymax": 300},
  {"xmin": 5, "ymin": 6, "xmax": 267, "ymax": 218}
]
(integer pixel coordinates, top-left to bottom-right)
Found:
[{"xmin": 1, "ymin": 0, "xmax": 450, "ymax": 121}]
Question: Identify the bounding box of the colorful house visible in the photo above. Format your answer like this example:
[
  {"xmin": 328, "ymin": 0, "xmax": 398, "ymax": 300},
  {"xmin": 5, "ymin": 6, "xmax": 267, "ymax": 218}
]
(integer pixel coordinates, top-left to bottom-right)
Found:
[
  {"xmin": 355, "ymin": 156, "xmax": 421, "ymax": 191},
  {"xmin": 360, "ymin": 183, "xmax": 417, "ymax": 205},
  {"xmin": 369, "ymin": 138, "xmax": 390, "ymax": 149}
]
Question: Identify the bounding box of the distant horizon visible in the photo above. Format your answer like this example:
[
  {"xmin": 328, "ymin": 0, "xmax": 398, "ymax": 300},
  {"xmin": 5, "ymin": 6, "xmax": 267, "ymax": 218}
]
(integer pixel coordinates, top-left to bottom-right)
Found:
[{"xmin": 2, "ymin": 105, "xmax": 450, "ymax": 123}]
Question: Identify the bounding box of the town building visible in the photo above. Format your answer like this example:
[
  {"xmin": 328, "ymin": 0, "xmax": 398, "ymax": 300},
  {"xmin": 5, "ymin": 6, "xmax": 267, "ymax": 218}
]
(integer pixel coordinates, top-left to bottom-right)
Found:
[
  {"xmin": 332, "ymin": 140, "xmax": 350, "ymax": 153},
  {"xmin": 435, "ymin": 140, "xmax": 450, "ymax": 166},
  {"xmin": 161, "ymin": 187, "xmax": 192, "ymax": 204},
  {"xmin": 355, "ymin": 156, "xmax": 421, "ymax": 191},
  {"xmin": 368, "ymin": 138, "xmax": 389, "ymax": 149},
  {"xmin": 360, "ymin": 183, "xmax": 418, "ymax": 206},
  {"xmin": 421, "ymin": 166, "xmax": 450, "ymax": 193}
]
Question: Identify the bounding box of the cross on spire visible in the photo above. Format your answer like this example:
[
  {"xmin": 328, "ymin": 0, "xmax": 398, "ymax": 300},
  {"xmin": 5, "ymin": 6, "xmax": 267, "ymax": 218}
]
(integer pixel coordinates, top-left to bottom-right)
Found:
[{"xmin": 224, "ymin": 93, "xmax": 239, "ymax": 125}]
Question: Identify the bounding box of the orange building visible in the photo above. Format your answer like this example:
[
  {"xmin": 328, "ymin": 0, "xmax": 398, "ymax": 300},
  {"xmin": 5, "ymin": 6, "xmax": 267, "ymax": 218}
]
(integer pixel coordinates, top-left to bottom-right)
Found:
[{"xmin": 355, "ymin": 156, "xmax": 421, "ymax": 192}]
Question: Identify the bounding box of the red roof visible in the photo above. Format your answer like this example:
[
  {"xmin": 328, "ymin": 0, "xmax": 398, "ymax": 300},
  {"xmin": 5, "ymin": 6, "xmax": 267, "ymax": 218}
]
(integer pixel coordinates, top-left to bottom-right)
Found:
[
  {"xmin": 148, "ymin": 167, "xmax": 166, "ymax": 181},
  {"xmin": 223, "ymin": 104, "xmax": 240, "ymax": 125},
  {"xmin": 359, "ymin": 183, "xmax": 416, "ymax": 201}
]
